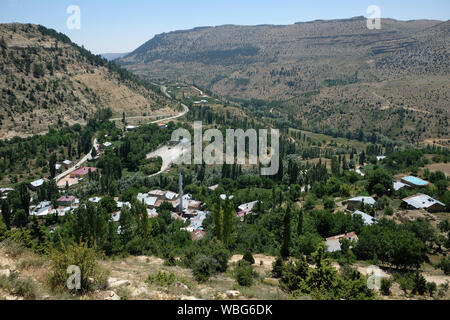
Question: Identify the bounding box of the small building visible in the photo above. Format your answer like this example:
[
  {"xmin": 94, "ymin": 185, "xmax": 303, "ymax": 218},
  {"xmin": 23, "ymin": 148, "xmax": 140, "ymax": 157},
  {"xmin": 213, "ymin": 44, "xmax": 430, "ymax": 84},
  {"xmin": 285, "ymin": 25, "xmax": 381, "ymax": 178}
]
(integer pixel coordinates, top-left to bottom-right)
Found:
[
  {"xmin": 31, "ymin": 201, "xmax": 53, "ymax": 217},
  {"xmin": 101, "ymin": 142, "xmax": 113, "ymax": 149},
  {"xmin": 0, "ymin": 188, "xmax": 13, "ymax": 199},
  {"xmin": 191, "ymin": 230, "xmax": 206, "ymax": 241},
  {"xmin": 69, "ymin": 167, "xmax": 98, "ymax": 179},
  {"xmin": 394, "ymin": 181, "xmax": 410, "ymax": 192},
  {"xmin": 402, "ymin": 194, "xmax": 446, "ymax": 213},
  {"xmin": 112, "ymin": 212, "xmax": 121, "ymax": 222},
  {"xmin": 88, "ymin": 197, "xmax": 103, "ymax": 204},
  {"xmin": 148, "ymin": 190, "xmax": 167, "ymax": 200},
  {"xmin": 377, "ymin": 156, "xmax": 387, "ymax": 161},
  {"xmin": 147, "ymin": 209, "xmax": 158, "ymax": 219},
  {"xmin": 188, "ymin": 211, "xmax": 208, "ymax": 231},
  {"xmin": 353, "ymin": 210, "xmax": 378, "ymax": 225},
  {"xmin": 137, "ymin": 193, "xmax": 158, "ymax": 208},
  {"xmin": 57, "ymin": 195, "xmax": 77, "ymax": 207},
  {"xmin": 326, "ymin": 232, "xmax": 359, "ymax": 253},
  {"xmin": 401, "ymin": 176, "xmax": 429, "ymax": 188},
  {"xmin": 208, "ymin": 184, "xmax": 219, "ymax": 191},
  {"xmin": 29, "ymin": 179, "xmax": 45, "ymax": 191},
  {"xmin": 158, "ymin": 123, "xmax": 168, "ymax": 129},
  {"xmin": 238, "ymin": 201, "xmax": 259, "ymax": 214},
  {"xmin": 126, "ymin": 125, "xmax": 137, "ymax": 132},
  {"xmin": 62, "ymin": 160, "xmax": 72, "ymax": 168},
  {"xmin": 55, "ymin": 206, "xmax": 76, "ymax": 217},
  {"xmin": 165, "ymin": 191, "xmax": 177, "ymax": 201},
  {"xmin": 31, "ymin": 206, "xmax": 53, "ymax": 217},
  {"xmin": 116, "ymin": 201, "xmax": 131, "ymax": 209},
  {"xmin": 55, "ymin": 164, "xmax": 62, "ymax": 171},
  {"xmin": 347, "ymin": 196, "xmax": 376, "ymax": 211}
]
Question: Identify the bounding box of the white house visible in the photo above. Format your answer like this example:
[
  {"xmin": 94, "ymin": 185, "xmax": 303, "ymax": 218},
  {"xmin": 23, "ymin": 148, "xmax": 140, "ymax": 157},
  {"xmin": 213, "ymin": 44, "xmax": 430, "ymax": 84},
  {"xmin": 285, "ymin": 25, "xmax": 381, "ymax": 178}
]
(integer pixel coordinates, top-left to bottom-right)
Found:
[
  {"xmin": 326, "ymin": 232, "xmax": 358, "ymax": 253},
  {"xmin": 353, "ymin": 210, "xmax": 378, "ymax": 225},
  {"xmin": 30, "ymin": 179, "xmax": 45, "ymax": 190}
]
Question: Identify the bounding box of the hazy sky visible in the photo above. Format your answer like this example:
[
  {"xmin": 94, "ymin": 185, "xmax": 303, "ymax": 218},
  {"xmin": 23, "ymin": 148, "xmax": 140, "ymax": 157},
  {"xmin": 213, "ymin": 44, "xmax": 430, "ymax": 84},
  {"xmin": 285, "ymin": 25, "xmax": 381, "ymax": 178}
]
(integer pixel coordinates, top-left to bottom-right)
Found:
[{"xmin": 1, "ymin": 0, "xmax": 449, "ymax": 54}]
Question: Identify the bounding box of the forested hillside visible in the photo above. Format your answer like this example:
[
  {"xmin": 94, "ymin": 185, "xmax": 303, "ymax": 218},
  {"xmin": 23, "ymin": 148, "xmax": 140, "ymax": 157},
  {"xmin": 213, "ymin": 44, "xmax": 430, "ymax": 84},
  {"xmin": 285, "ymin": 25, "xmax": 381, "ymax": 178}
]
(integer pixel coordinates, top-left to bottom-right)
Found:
[{"xmin": 0, "ymin": 23, "xmax": 177, "ymax": 139}]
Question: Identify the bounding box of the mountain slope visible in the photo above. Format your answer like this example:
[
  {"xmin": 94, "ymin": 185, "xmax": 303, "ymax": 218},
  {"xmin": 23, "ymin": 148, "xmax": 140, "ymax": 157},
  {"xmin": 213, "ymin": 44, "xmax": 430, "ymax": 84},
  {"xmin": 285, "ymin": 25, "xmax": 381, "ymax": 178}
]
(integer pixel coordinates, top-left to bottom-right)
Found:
[
  {"xmin": 118, "ymin": 17, "xmax": 449, "ymax": 142},
  {"xmin": 0, "ymin": 23, "xmax": 177, "ymax": 139}
]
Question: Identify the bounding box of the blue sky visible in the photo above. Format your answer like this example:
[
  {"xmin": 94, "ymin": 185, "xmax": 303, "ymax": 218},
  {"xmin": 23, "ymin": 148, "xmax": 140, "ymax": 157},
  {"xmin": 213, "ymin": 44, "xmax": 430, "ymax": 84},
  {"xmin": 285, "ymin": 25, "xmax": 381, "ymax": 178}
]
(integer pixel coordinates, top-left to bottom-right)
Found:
[{"xmin": 0, "ymin": 0, "xmax": 449, "ymax": 54}]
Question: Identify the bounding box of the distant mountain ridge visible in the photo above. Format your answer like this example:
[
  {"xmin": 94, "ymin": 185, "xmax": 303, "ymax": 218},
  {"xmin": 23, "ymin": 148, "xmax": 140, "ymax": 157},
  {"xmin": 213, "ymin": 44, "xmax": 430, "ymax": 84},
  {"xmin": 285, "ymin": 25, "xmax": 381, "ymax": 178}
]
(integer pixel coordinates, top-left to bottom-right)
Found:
[
  {"xmin": 118, "ymin": 17, "xmax": 449, "ymax": 142},
  {"xmin": 100, "ymin": 52, "xmax": 130, "ymax": 61}
]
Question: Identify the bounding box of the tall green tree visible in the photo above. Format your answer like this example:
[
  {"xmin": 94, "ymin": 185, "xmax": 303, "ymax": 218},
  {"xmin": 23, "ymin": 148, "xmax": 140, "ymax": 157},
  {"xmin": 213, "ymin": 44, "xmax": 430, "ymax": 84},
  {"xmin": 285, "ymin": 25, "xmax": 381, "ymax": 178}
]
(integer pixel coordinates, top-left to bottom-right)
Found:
[
  {"xmin": 19, "ymin": 183, "xmax": 30, "ymax": 215},
  {"xmin": 1, "ymin": 200, "xmax": 11, "ymax": 230},
  {"xmin": 281, "ymin": 204, "xmax": 292, "ymax": 259},
  {"xmin": 297, "ymin": 209, "xmax": 304, "ymax": 236},
  {"xmin": 222, "ymin": 200, "xmax": 235, "ymax": 248},
  {"xmin": 49, "ymin": 153, "xmax": 57, "ymax": 178},
  {"xmin": 213, "ymin": 202, "xmax": 224, "ymax": 241}
]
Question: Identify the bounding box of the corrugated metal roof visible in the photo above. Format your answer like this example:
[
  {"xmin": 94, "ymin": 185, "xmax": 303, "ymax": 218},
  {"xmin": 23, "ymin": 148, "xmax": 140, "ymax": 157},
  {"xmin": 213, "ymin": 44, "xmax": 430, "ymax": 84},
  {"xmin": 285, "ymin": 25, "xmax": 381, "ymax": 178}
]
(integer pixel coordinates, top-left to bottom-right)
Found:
[
  {"xmin": 353, "ymin": 210, "xmax": 378, "ymax": 225},
  {"xmin": 403, "ymin": 194, "xmax": 445, "ymax": 209}
]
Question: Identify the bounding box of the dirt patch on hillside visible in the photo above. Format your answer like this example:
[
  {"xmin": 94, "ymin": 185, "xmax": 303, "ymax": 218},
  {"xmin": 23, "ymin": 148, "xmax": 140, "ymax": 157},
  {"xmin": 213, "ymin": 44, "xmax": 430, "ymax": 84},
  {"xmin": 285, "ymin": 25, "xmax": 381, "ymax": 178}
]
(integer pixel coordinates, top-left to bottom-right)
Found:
[{"xmin": 424, "ymin": 163, "xmax": 450, "ymax": 177}]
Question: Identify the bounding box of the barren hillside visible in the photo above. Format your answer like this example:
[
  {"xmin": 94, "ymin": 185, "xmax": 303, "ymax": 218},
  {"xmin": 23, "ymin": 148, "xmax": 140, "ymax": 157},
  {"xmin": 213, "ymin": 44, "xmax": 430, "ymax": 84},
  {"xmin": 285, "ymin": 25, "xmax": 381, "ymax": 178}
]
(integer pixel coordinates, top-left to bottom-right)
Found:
[{"xmin": 118, "ymin": 17, "xmax": 450, "ymax": 142}]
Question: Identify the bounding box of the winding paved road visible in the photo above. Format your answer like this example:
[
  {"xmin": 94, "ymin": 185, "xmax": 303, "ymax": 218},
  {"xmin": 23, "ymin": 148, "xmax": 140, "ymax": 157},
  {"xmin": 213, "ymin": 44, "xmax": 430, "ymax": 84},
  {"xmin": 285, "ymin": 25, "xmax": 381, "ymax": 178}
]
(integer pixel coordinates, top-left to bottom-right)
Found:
[{"xmin": 55, "ymin": 84, "xmax": 189, "ymax": 183}]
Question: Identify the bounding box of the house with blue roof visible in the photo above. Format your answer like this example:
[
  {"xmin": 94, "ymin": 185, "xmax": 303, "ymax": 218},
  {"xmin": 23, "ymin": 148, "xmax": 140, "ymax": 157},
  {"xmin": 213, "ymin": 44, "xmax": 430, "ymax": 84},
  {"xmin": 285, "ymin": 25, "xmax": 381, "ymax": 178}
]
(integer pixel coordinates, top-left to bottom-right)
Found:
[{"xmin": 401, "ymin": 176, "xmax": 429, "ymax": 188}]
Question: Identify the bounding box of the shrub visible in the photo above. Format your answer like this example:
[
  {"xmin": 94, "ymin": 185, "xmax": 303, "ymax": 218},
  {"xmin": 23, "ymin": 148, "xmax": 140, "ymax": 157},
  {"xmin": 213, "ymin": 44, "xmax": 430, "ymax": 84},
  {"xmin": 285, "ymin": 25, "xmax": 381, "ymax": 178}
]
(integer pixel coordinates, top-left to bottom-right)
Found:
[
  {"xmin": 146, "ymin": 271, "xmax": 177, "ymax": 286},
  {"xmin": 384, "ymin": 206, "xmax": 394, "ymax": 216},
  {"xmin": 192, "ymin": 255, "xmax": 217, "ymax": 283},
  {"xmin": 411, "ymin": 272, "xmax": 427, "ymax": 296},
  {"xmin": 271, "ymin": 256, "xmax": 284, "ymax": 278},
  {"xmin": 234, "ymin": 262, "xmax": 257, "ymax": 287},
  {"xmin": 242, "ymin": 252, "xmax": 255, "ymax": 265},
  {"xmin": 427, "ymin": 282, "xmax": 437, "ymax": 297},
  {"xmin": 380, "ymin": 278, "xmax": 392, "ymax": 296},
  {"xmin": 1, "ymin": 238, "xmax": 27, "ymax": 258},
  {"xmin": 323, "ymin": 197, "xmax": 335, "ymax": 210},
  {"xmin": 47, "ymin": 241, "xmax": 109, "ymax": 294},
  {"xmin": 438, "ymin": 256, "xmax": 450, "ymax": 275},
  {"xmin": 116, "ymin": 286, "xmax": 131, "ymax": 300},
  {"xmin": 164, "ymin": 252, "xmax": 177, "ymax": 266},
  {"xmin": 0, "ymin": 272, "xmax": 38, "ymax": 300}
]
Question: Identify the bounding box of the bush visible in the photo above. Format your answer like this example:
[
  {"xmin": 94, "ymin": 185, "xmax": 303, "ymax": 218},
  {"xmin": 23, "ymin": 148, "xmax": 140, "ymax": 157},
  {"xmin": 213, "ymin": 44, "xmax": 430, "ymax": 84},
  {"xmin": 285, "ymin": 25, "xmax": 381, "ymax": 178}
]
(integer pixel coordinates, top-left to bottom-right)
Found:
[
  {"xmin": 192, "ymin": 255, "xmax": 217, "ymax": 283},
  {"xmin": 427, "ymin": 282, "xmax": 437, "ymax": 297},
  {"xmin": 1, "ymin": 238, "xmax": 27, "ymax": 258},
  {"xmin": 384, "ymin": 206, "xmax": 394, "ymax": 216},
  {"xmin": 146, "ymin": 271, "xmax": 177, "ymax": 286},
  {"xmin": 438, "ymin": 256, "xmax": 450, "ymax": 275},
  {"xmin": 164, "ymin": 252, "xmax": 177, "ymax": 266},
  {"xmin": 242, "ymin": 252, "xmax": 255, "ymax": 265},
  {"xmin": 271, "ymin": 256, "xmax": 284, "ymax": 278},
  {"xmin": 234, "ymin": 262, "xmax": 257, "ymax": 287},
  {"xmin": 0, "ymin": 272, "xmax": 38, "ymax": 300},
  {"xmin": 411, "ymin": 272, "xmax": 427, "ymax": 296},
  {"xmin": 116, "ymin": 286, "xmax": 131, "ymax": 300},
  {"xmin": 323, "ymin": 197, "xmax": 335, "ymax": 210},
  {"xmin": 47, "ymin": 241, "xmax": 109, "ymax": 294},
  {"xmin": 380, "ymin": 278, "xmax": 392, "ymax": 296}
]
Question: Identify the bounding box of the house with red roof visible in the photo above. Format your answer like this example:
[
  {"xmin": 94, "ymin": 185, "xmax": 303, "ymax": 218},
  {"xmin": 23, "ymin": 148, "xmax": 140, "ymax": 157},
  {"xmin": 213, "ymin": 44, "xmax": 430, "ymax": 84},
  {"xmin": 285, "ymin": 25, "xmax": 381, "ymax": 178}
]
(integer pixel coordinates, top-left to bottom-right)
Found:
[
  {"xmin": 57, "ymin": 195, "xmax": 77, "ymax": 207},
  {"xmin": 69, "ymin": 167, "xmax": 98, "ymax": 179}
]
